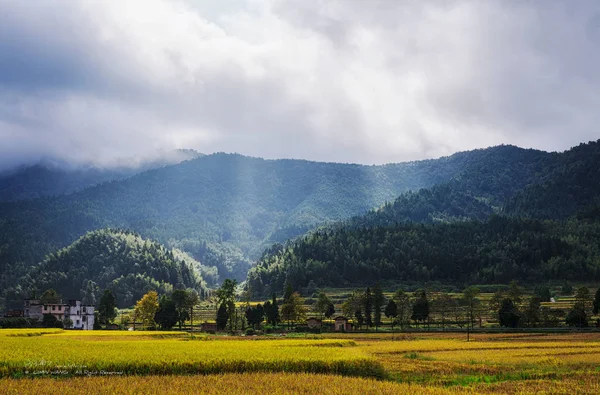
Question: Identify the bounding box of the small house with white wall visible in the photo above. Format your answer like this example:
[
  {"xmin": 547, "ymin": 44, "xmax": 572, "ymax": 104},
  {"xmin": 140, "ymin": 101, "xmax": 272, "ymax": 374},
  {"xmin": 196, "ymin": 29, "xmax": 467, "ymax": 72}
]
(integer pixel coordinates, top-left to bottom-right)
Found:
[
  {"xmin": 66, "ymin": 300, "xmax": 95, "ymax": 330},
  {"xmin": 24, "ymin": 298, "xmax": 95, "ymax": 330}
]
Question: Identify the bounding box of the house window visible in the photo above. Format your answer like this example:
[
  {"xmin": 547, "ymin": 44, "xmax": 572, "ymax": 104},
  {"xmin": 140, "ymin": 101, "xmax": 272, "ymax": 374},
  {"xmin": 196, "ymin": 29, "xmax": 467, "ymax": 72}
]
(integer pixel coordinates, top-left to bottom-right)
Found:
[
  {"xmin": 52, "ymin": 306, "xmax": 56, "ymax": 311},
  {"xmin": 83, "ymin": 316, "xmax": 87, "ymax": 322},
  {"xmin": 83, "ymin": 307, "xmax": 86, "ymax": 314}
]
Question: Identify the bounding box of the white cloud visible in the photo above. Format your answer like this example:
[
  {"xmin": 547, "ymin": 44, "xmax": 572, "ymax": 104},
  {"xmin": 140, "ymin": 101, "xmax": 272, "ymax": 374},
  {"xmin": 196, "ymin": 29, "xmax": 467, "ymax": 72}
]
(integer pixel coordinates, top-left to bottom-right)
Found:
[{"xmin": 0, "ymin": 0, "xmax": 599, "ymax": 169}]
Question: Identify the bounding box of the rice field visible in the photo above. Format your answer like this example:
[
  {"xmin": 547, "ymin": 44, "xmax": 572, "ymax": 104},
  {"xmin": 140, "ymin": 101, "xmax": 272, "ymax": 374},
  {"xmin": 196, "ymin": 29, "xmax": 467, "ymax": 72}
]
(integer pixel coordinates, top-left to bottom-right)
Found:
[
  {"xmin": 2, "ymin": 329, "xmax": 600, "ymax": 394},
  {"xmin": 0, "ymin": 329, "xmax": 384, "ymax": 379},
  {"xmin": 2, "ymin": 372, "xmax": 600, "ymax": 394}
]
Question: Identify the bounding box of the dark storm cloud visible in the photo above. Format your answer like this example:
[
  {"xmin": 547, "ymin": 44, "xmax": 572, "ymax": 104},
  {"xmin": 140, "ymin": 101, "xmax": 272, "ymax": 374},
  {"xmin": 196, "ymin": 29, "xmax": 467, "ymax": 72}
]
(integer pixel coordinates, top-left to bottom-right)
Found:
[{"xmin": 0, "ymin": 0, "xmax": 599, "ymax": 169}]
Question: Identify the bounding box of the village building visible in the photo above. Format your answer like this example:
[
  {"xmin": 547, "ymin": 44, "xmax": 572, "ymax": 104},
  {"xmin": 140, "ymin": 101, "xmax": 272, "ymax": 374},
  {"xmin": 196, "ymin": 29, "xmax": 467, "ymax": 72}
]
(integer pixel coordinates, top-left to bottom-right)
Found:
[
  {"xmin": 65, "ymin": 300, "xmax": 95, "ymax": 330},
  {"xmin": 334, "ymin": 316, "xmax": 352, "ymax": 332},
  {"xmin": 306, "ymin": 317, "xmax": 322, "ymax": 329},
  {"xmin": 42, "ymin": 303, "xmax": 66, "ymax": 321},
  {"xmin": 24, "ymin": 299, "xmax": 95, "ymax": 330},
  {"xmin": 24, "ymin": 299, "xmax": 43, "ymax": 320}
]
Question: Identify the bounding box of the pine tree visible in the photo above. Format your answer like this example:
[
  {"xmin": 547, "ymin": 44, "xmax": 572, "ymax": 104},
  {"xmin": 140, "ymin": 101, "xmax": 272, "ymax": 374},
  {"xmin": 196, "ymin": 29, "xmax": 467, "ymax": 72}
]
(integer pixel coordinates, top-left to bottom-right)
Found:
[{"xmin": 216, "ymin": 303, "xmax": 228, "ymax": 330}]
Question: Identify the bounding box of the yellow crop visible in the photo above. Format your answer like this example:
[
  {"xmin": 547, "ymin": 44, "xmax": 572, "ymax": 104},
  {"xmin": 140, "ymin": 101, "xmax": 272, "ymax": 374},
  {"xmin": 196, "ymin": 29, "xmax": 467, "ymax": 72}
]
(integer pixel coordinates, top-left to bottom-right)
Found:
[
  {"xmin": 0, "ymin": 331, "xmax": 384, "ymax": 379},
  {"xmin": 3, "ymin": 330, "xmax": 600, "ymax": 393},
  {"xmin": 2, "ymin": 373, "xmax": 600, "ymax": 394}
]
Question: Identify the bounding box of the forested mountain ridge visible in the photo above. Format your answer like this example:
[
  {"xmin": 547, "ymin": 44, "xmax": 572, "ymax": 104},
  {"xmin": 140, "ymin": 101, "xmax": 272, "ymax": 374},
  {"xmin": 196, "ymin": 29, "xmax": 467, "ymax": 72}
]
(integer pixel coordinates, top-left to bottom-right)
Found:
[
  {"xmin": 0, "ymin": 148, "xmax": 518, "ymax": 288},
  {"xmin": 247, "ymin": 140, "xmax": 600, "ymax": 294},
  {"xmin": 505, "ymin": 141, "xmax": 600, "ymax": 219},
  {"xmin": 340, "ymin": 141, "xmax": 600, "ymax": 228},
  {"xmin": 0, "ymin": 165, "xmax": 136, "ymax": 202},
  {"xmin": 247, "ymin": 212, "xmax": 600, "ymax": 294},
  {"xmin": 0, "ymin": 149, "xmax": 202, "ymax": 202},
  {"xmin": 2, "ymin": 141, "xmax": 598, "ymax": 309},
  {"xmin": 3, "ymin": 229, "xmax": 206, "ymax": 308}
]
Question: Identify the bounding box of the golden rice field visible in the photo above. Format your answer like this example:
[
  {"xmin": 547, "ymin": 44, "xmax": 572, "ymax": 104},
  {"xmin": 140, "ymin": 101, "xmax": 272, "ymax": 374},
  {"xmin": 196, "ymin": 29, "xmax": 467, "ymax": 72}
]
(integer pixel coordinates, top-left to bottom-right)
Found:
[
  {"xmin": 2, "ymin": 329, "xmax": 600, "ymax": 394},
  {"xmin": 0, "ymin": 329, "xmax": 383, "ymax": 379}
]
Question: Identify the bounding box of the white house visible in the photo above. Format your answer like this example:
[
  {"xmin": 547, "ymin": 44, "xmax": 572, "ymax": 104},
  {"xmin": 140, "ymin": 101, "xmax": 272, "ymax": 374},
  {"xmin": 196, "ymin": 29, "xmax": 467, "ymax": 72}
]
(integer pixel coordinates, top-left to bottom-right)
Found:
[
  {"xmin": 66, "ymin": 300, "xmax": 95, "ymax": 330},
  {"xmin": 24, "ymin": 299, "xmax": 95, "ymax": 330}
]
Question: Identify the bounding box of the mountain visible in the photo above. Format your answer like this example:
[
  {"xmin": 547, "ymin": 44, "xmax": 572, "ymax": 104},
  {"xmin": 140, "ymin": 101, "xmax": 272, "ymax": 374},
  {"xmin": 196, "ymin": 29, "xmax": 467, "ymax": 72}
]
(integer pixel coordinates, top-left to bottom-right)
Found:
[
  {"xmin": 0, "ymin": 149, "xmax": 202, "ymax": 202},
  {"xmin": 247, "ymin": 215, "xmax": 600, "ymax": 293},
  {"xmin": 3, "ymin": 229, "xmax": 206, "ymax": 308},
  {"xmin": 247, "ymin": 140, "xmax": 600, "ymax": 293},
  {"xmin": 504, "ymin": 141, "xmax": 600, "ymax": 219},
  {"xmin": 0, "ymin": 149, "xmax": 490, "ymax": 289},
  {"xmin": 2, "ymin": 141, "xmax": 599, "ymax": 309}
]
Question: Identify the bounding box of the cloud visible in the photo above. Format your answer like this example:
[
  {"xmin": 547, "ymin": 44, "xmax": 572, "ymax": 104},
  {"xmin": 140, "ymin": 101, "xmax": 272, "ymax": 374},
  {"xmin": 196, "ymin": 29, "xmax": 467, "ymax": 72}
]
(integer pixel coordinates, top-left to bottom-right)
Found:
[{"xmin": 0, "ymin": 0, "xmax": 599, "ymax": 169}]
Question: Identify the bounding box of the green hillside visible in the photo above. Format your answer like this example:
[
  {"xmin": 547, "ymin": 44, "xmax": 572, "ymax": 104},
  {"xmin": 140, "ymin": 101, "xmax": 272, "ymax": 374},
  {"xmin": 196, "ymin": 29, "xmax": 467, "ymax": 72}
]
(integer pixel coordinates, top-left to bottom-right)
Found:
[
  {"xmin": 4, "ymin": 229, "xmax": 206, "ymax": 308},
  {"xmin": 2, "ymin": 141, "xmax": 599, "ymax": 309},
  {"xmin": 0, "ymin": 149, "xmax": 498, "ymax": 287},
  {"xmin": 248, "ymin": 141, "xmax": 600, "ymax": 294},
  {"xmin": 505, "ymin": 141, "xmax": 600, "ymax": 218},
  {"xmin": 247, "ymin": 215, "xmax": 600, "ymax": 294}
]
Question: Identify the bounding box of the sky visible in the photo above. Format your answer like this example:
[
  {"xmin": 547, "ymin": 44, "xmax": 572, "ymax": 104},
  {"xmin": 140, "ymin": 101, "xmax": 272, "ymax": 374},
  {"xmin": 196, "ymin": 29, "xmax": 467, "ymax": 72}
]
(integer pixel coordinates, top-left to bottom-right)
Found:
[{"xmin": 1, "ymin": 0, "xmax": 600, "ymax": 169}]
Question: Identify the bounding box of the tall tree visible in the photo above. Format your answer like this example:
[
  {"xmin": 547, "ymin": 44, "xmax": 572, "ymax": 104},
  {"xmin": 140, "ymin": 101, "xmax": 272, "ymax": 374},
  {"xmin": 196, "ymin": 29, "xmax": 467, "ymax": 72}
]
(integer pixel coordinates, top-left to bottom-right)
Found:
[
  {"xmin": 98, "ymin": 289, "xmax": 117, "ymax": 327},
  {"xmin": 393, "ymin": 289, "xmax": 411, "ymax": 330},
  {"xmin": 342, "ymin": 289, "xmax": 365, "ymax": 329},
  {"xmin": 498, "ymin": 298, "xmax": 521, "ymax": 328},
  {"xmin": 507, "ymin": 281, "xmax": 524, "ymax": 306},
  {"xmin": 373, "ymin": 283, "xmax": 385, "ymax": 330},
  {"xmin": 574, "ymin": 286, "xmax": 591, "ymax": 313},
  {"xmin": 245, "ymin": 304, "xmax": 264, "ymax": 329},
  {"xmin": 463, "ymin": 286, "xmax": 480, "ymax": 331},
  {"xmin": 384, "ymin": 300, "xmax": 398, "ymax": 328},
  {"xmin": 354, "ymin": 310, "xmax": 364, "ymax": 329},
  {"xmin": 155, "ymin": 295, "xmax": 178, "ymax": 330},
  {"xmin": 593, "ymin": 288, "xmax": 600, "ymax": 315},
  {"xmin": 325, "ymin": 302, "xmax": 336, "ymax": 319},
  {"xmin": 411, "ymin": 289, "xmax": 429, "ymax": 327},
  {"xmin": 364, "ymin": 287, "xmax": 373, "ymax": 327},
  {"xmin": 216, "ymin": 303, "xmax": 229, "ymax": 330},
  {"xmin": 432, "ymin": 292, "xmax": 455, "ymax": 330},
  {"xmin": 216, "ymin": 279, "xmax": 238, "ymax": 331},
  {"xmin": 566, "ymin": 304, "xmax": 588, "ymax": 328},
  {"xmin": 280, "ymin": 292, "xmax": 306, "ymax": 327},
  {"xmin": 187, "ymin": 289, "xmax": 200, "ymax": 329},
  {"xmin": 135, "ymin": 291, "xmax": 159, "ymax": 329},
  {"xmin": 489, "ymin": 290, "xmax": 505, "ymax": 314},
  {"xmin": 264, "ymin": 293, "xmax": 280, "ymax": 325},
  {"xmin": 172, "ymin": 289, "xmax": 191, "ymax": 330},
  {"xmin": 314, "ymin": 292, "xmax": 333, "ymax": 320},
  {"xmin": 523, "ymin": 296, "xmax": 542, "ymax": 328}
]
